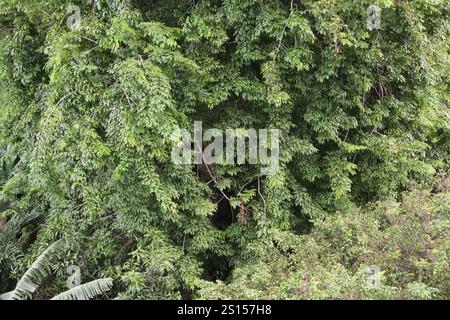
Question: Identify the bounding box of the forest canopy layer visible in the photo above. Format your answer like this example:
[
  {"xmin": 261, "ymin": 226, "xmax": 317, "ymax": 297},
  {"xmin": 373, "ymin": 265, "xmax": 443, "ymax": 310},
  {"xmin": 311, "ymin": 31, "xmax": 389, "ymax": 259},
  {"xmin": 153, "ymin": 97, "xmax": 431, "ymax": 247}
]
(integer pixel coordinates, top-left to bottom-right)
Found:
[{"xmin": 0, "ymin": 0, "xmax": 449, "ymax": 300}]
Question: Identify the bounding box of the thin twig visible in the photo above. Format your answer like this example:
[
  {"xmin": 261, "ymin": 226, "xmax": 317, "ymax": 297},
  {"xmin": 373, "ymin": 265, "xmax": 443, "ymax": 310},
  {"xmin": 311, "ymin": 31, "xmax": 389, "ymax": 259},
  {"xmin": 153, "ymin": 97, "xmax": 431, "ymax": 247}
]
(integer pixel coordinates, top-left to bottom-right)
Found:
[
  {"xmin": 195, "ymin": 141, "xmax": 230, "ymax": 201},
  {"xmin": 257, "ymin": 176, "xmax": 267, "ymax": 219},
  {"xmin": 276, "ymin": 0, "xmax": 295, "ymax": 55}
]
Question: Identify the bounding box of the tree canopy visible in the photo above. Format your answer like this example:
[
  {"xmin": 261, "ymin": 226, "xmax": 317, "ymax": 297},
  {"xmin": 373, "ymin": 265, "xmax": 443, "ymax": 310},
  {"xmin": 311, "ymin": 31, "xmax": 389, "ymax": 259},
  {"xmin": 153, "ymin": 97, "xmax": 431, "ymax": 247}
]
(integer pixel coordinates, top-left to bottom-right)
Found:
[{"xmin": 0, "ymin": 0, "xmax": 448, "ymax": 300}]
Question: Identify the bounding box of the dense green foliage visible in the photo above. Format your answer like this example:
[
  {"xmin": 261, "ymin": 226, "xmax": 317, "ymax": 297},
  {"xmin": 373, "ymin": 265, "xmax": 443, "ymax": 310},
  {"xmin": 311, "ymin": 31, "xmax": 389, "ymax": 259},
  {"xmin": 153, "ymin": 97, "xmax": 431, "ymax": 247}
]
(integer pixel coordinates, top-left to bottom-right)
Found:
[
  {"xmin": 200, "ymin": 173, "xmax": 450, "ymax": 299},
  {"xmin": 0, "ymin": 0, "xmax": 448, "ymax": 300}
]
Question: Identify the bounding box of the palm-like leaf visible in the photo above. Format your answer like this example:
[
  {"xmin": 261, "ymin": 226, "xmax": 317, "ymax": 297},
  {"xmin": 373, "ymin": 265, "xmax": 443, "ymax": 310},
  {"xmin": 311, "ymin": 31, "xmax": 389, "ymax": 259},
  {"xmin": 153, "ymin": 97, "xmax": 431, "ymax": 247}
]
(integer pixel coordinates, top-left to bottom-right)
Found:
[
  {"xmin": 51, "ymin": 278, "xmax": 113, "ymax": 300},
  {"xmin": 0, "ymin": 291, "xmax": 11, "ymax": 300},
  {"xmin": 0, "ymin": 209, "xmax": 44, "ymax": 293},
  {"xmin": 0, "ymin": 210, "xmax": 42, "ymax": 248},
  {"xmin": 5, "ymin": 239, "xmax": 64, "ymax": 300}
]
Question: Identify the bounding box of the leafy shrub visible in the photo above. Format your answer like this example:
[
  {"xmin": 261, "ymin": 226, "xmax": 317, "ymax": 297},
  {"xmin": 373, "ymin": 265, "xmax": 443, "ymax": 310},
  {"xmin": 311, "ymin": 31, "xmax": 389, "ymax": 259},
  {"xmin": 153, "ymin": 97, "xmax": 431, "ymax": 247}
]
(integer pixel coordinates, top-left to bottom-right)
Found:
[{"xmin": 199, "ymin": 173, "xmax": 450, "ymax": 299}]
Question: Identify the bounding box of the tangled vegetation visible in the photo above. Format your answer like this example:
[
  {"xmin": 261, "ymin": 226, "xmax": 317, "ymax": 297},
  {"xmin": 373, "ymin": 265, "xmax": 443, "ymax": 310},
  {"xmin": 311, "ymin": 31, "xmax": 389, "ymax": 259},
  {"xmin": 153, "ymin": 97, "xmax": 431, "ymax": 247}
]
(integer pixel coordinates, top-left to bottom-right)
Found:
[{"xmin": 0, "ymin": 0, "xmax": 448, "ymax": 300}]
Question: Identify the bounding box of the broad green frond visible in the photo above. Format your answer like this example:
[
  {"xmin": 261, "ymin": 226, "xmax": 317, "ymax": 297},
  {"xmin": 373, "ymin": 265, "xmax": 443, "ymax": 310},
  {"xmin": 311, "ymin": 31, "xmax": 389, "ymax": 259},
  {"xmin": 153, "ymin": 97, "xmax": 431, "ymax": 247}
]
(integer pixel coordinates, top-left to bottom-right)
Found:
[
  {"xmin": 0, "ymin": 291, "xmax": 12, "ymax": 300},
  {"xmin": 0, "ymin": 210, "xmax": 44, "ymax": 268},
  {"xmin": 7, "ymin": 239, "xmax": 65, "ymax": 300},
  {"xmin": 51, "ymin": 278, "xmax": 113, "ymax": 300}
]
